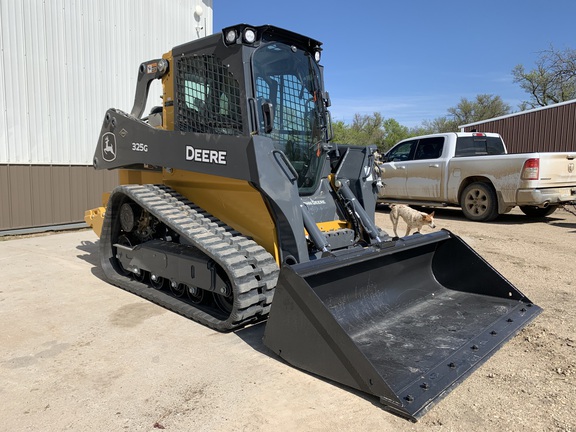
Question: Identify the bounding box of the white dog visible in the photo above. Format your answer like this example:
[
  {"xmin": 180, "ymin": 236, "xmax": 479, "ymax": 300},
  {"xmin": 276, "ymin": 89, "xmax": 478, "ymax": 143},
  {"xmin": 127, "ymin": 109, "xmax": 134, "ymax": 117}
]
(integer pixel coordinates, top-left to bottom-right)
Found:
[{"xmin": 389, "ymin": 204, "xmax": 436, "ymax": 238}]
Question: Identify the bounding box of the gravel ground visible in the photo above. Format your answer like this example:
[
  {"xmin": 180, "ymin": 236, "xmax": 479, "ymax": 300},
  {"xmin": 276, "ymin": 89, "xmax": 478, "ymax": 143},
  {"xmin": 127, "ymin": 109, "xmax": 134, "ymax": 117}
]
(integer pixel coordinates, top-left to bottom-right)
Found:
[{"xmin": 0, "ymin": 206, "xmax": 574, "ymax": 431}]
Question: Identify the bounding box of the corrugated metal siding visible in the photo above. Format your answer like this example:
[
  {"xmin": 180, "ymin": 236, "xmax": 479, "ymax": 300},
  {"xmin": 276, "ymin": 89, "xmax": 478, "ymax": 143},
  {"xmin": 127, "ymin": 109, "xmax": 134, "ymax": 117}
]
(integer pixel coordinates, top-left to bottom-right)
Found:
[
  {"xmin": 0, "ymin": 5, "xmax": 9, "ymax": 163},
  {"xmin": 0, "ymin": 0, "xmax": 213, "ymax": 165},
  {"xmin": 0, "ymin": 165, "xmax": 118, "ymax": 230},
  {"xmin": 462, "ymin": 101, "xmax": 576, "ymax": 154},
  {"xmin": 0, "ymin": 0, "xmax": 213, "ymax": 231}
]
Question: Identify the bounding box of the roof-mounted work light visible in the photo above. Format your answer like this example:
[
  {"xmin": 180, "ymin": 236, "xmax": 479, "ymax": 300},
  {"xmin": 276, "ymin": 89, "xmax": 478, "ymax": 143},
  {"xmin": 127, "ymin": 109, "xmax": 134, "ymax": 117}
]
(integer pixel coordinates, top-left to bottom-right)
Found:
[
  {"xmin": 314, "ymin": 49, "xmax": 322, "ymax": 63},
  {"xmin": 224, "ymin": 28, "xmax": 238, "ymax": 45},
  {"xmin": 243, "ymin": 27, "xmax": 257, "ymax": 44},
  {"xmin": 223, "ymin": 25, "xmax": 258, "ymax": 46}
]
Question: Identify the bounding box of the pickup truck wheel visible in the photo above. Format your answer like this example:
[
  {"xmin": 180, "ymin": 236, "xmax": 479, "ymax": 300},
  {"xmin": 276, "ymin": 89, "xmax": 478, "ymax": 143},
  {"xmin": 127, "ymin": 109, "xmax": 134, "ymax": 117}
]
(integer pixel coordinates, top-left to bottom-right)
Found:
[
  {"xmin": 519, "ymin": 205, "xmax": 558, "ymax": 217},
  {"xmin": 460, "ymin": 182, "xmax": 499, "ymax": 222}
]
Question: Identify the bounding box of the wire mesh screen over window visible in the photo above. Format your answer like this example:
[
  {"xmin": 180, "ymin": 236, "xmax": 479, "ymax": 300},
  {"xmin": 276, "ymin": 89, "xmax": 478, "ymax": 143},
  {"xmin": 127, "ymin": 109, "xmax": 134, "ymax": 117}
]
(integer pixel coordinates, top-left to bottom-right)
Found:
[
  {"xmin": 175, "ymin": 55, "xmax": 243, "ymax": 135},
  {"xmin": 255, "ymin": 74, "xmax": 314, "ymax": 152}
]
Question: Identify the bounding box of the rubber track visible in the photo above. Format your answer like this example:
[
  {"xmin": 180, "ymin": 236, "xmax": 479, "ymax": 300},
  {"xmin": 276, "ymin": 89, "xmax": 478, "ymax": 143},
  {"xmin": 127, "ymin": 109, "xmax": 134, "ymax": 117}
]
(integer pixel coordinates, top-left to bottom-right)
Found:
[{"xmin": 99, "ymin": 184, "xmax": 279, "ymax": 331}]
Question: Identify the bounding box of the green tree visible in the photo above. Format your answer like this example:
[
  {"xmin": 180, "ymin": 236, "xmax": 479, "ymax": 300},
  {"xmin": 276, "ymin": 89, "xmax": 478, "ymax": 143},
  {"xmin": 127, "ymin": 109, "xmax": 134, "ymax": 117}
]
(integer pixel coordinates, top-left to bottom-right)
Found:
[
  {"xmin": 332, "ymin": 113, "xmax": 385, "ymax": 147},
  {"xmin": 381, "ymin": 118, "xmax": 410, "ymax": 150},
  {"xmin": 332, "ymin": 93, "xmax": 512, "ymax": 151},
  {"xmin": 331, "ymin": 120, "xmax": 358, "ymax": 144},
  {"xmin": 447, "ymin": 94, "xmax": 511, "ymax": 125},
  {"xmin": 512, "ymin": 46, "xmax": 576, "ymax": 108},
  {"xmin": 409, "ymin": 117, "xmax": 459, "ymax": 135},
  {"xmin": 349, "ymin": 112, "xmax": 386, "ymax": 145},
  {"xmin": 332, "ymin": 114, "xmax": 410, "ymax": 152}
]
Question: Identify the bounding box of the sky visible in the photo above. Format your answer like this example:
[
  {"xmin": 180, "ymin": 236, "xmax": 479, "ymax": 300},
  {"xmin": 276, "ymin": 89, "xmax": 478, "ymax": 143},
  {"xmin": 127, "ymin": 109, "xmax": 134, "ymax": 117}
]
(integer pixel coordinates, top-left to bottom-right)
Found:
[{"xmin": 213, "ymin": 0, "xmax": 576, "ymax": 127}]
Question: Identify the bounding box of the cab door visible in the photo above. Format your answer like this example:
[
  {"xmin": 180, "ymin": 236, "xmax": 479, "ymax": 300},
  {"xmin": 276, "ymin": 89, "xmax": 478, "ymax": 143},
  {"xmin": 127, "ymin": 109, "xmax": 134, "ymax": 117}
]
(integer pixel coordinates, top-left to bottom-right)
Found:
[
  {"xmin": 379, "ymin": 140, "xmax": 417, "ymax": 198},
  {"xmin": 405, "ymin": 137, "xmax": 445, "ymax": 200}
]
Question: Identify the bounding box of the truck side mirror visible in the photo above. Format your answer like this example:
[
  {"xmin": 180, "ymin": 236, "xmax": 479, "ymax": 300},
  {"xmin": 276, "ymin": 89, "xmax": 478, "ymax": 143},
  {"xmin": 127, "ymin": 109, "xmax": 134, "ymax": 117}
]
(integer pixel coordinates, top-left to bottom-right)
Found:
[{"xmin": 262, "ymin": 101, "xmax": 274, "ymax": 134}]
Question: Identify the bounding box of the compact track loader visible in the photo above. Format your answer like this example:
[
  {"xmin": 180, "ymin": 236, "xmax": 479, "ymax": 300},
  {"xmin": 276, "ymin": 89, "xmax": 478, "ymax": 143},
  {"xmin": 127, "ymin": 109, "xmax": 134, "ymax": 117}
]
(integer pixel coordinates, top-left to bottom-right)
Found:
[{"xmin": 85, "ymin": 24, "xmax": 541, "ymax": 420}]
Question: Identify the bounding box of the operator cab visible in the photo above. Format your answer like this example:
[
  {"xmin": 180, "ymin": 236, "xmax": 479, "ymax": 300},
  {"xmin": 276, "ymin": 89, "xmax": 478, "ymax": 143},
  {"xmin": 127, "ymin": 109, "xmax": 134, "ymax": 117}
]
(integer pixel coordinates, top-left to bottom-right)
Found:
[
  {"xmin": 222, "ymin": 24, "xmax": 333, "ymax": 195},
  {"xmin": 252, "ymin": 41, "xmax": 330, "ymax": 194}
]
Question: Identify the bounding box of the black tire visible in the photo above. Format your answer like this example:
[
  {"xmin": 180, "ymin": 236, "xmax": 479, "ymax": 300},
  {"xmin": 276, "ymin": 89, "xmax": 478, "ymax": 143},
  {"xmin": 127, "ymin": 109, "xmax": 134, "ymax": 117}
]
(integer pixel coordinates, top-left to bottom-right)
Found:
[
  {"xmin": 460, "ymin": 182, "xmax": 499, "ymax": 222},
  {"xmin": 520, "ymin": 205, "xmax": 558, "ymax": 217}
]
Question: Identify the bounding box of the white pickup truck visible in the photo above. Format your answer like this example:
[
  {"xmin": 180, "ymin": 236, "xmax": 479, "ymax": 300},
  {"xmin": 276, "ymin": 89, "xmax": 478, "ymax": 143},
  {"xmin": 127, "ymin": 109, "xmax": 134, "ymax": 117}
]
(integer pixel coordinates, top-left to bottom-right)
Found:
[{"xmin": 377, "ymin": 132, "xmax": 576, "ymax": 221}]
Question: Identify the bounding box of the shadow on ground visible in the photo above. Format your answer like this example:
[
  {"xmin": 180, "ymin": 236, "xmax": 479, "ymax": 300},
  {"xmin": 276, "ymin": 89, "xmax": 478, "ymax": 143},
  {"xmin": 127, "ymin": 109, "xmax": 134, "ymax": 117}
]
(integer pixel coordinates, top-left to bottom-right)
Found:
[{"xmin": 76, "ymin": 239, "xmax": 107, "ymax": 279}]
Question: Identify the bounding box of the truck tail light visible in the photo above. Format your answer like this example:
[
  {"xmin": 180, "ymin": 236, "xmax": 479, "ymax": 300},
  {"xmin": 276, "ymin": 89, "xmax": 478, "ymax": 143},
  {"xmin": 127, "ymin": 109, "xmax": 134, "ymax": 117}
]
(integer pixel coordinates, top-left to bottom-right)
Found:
[{"xmin": 521, "ymin": 158, "xmax": 539, "ymax": 180}]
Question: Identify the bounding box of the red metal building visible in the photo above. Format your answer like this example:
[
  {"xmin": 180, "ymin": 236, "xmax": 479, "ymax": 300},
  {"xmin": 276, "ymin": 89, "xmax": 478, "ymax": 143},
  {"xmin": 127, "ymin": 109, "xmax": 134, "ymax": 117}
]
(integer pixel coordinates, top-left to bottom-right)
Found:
[{"xmin": 460, "ymin": 99, "xmax": 576, "ymax": 154}]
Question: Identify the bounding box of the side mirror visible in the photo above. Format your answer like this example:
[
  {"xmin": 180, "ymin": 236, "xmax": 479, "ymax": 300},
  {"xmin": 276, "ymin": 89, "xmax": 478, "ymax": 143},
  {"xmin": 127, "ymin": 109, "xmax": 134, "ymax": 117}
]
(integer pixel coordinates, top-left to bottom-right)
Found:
[
  {"xmin": 262, "ymin": 101, "xmax": 274, "ymax": 134},
  {"xmin": 323, "ymin": 91, "xmax": 331, "ymax": 107},
  {"xmin": 325, "ymin": 110, "xmax": 333, "ymax": 142}
]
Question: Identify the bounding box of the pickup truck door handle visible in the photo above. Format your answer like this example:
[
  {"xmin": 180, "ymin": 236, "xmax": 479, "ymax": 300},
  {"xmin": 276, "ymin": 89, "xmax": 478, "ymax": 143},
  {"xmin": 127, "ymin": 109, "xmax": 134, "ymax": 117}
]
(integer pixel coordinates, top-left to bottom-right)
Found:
[
  {"xmin": 396, "ymin": 165, "xmax": 406, "ymax": 170},
  {"xmin": 429, "ymin": 164, "xmax": 440, "ymax": 168}
]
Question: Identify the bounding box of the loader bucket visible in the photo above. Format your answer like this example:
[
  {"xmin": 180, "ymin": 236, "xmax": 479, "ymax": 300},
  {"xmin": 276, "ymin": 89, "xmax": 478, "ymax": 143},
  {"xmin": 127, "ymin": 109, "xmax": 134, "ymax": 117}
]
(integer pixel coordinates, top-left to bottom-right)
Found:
[{"xmin": 263, "ymin": 229, "xmax": 541, "ymax": 421}]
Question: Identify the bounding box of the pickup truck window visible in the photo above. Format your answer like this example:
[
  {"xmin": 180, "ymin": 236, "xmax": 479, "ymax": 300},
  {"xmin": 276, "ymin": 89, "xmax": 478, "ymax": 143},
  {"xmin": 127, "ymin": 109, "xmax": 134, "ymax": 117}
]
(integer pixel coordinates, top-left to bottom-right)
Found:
[
  {"xmin": 455, "ymin": 136, "xmax": 506, "ymax": 157},
  {"xmin": 414, "ymin": 137, "xmax": 444, "ymax": 160},
  {"xmin": 387, "ymin": 140, "xmax": 416, "ymax": 161},
  {"xmin": 386, "ymin": 137, "xmax": 445, "ymax": 162}
]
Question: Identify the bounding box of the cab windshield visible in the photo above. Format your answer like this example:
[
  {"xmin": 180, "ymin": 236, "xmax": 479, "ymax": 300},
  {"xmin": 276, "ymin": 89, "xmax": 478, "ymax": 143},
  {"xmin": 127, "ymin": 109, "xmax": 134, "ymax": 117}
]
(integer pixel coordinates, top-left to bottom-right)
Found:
[{"xmin": 253, "ymin": 42, "xmax": 326, "ymax": 194}]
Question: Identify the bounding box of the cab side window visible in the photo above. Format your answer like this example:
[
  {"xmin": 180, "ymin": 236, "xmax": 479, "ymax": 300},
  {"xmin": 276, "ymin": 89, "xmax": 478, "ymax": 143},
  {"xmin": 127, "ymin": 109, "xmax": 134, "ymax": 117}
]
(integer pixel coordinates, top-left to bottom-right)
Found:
[
  {"xmin": 386, "ymin": 140, "xmax": 417, "ymax": 161},
  {"xmin": 414, "ymin": 137, "xmax": 444, "ymax": 160}
]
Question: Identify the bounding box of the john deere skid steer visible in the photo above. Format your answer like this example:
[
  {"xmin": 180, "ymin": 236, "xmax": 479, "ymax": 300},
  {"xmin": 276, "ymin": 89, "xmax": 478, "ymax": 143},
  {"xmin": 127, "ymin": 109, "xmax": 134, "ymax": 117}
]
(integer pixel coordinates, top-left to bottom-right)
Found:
[{"xmin": 85, "ymin": 24, "xmax": 541, "ymax": 420}]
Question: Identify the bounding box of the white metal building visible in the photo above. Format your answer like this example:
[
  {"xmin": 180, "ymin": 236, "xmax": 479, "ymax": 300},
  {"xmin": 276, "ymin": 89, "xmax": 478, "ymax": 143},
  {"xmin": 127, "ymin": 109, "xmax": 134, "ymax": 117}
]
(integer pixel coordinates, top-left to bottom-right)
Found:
[{"xmin": 0, "ymin": 0, "xmax": 213, "ymax": 231}]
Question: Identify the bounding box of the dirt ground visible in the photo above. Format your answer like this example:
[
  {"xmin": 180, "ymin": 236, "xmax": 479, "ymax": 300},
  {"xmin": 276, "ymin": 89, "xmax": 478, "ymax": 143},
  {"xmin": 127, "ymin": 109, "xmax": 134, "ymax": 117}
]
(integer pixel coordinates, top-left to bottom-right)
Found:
[{"xmin": 0, "ymin": 206, "xmax": 575, "ymax": 431}]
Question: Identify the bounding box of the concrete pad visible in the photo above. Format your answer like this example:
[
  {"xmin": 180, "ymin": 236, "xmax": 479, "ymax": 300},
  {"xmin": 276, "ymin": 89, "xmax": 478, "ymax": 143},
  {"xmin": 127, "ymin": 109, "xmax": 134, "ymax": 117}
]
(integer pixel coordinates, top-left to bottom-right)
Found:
[
  {"xmin": 2, "ymin": 208, "xmax": 574, "ymax": 431},
  {"xmin": 0, "ymin": 230, "xmax": 407, "ymax": 431}
]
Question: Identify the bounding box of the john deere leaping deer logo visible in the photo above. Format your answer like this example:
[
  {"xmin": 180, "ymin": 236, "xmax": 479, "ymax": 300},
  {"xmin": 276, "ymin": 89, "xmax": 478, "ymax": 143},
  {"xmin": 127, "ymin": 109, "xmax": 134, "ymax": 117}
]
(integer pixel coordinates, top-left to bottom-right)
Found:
[{"xmin": 102, "ymin": 132, "xmax": 117, "ymax": 162}]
